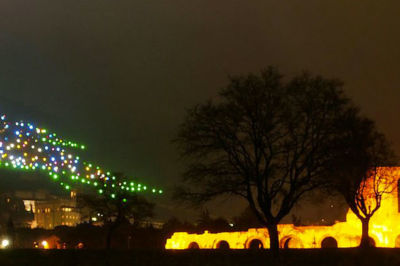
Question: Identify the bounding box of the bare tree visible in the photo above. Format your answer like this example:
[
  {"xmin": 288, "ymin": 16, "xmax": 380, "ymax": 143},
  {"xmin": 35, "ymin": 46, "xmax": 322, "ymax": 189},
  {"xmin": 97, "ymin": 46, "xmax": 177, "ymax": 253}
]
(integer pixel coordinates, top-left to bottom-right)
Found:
[
  {"xmin": 174, "ymin": 67, "xmax": 357, "ymax": 255},
  {"xmin": 79, "ymin": 172, "xmax": 154, "ymax": 249},
  {"xmin": 328, "ymin": 114, "xmax": 397, "ymax": 248}
]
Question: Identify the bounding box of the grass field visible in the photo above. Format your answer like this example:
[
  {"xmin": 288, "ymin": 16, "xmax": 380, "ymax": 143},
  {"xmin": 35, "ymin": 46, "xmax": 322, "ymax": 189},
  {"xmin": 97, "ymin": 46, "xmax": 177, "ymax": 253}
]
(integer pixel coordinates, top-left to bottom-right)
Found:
[{"xmin": 0, "ymin": 248, "xmax": 400, "ymax": 266}]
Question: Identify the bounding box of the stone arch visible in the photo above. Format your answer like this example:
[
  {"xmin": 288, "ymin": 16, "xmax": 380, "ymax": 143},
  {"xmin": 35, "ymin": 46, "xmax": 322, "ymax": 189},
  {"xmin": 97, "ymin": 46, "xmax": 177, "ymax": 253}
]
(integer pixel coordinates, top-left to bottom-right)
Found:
[
  {"xmin": 321, "ymin": 237, "xmax": 338, "ymax": 248},
  {"xmin": 356, "ymin": 236, "xmax": 377, "ymax": 247},
  {"xmin": 368, "ymin": 237, "xmax": 376, "ymax": 247},
  {"xmin": 280, "ymin": 235, "xmax": 304, "ymax": 249},
  {"xmin": 216, "ymin": 240, "xmax": 230, "ymax": 249},
  {"xmin": 188, "ymin": 242, "xmax": 200, "ymax": 249},
  {"xmin": 395, "ymin": 235, "xmax": 400, "ymax": 248},
  {"xmin": 248, "ymin": 239, "xmax": 264, "ymax": 249}
]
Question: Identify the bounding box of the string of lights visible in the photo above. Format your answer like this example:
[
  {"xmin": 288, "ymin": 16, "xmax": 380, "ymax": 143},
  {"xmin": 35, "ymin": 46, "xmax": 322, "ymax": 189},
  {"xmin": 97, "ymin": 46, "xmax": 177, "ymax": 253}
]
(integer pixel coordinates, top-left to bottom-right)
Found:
[{"xmin": 0, "ymin": 114, "xmax": 163, "ymax": 198}]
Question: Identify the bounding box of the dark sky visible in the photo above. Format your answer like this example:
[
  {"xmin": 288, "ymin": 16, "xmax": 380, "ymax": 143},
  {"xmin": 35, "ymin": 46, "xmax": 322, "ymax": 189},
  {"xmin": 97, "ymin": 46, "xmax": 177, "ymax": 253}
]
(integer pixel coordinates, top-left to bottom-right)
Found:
[{"xmin": 0, "ymin": 0, "xmax": 399, "ymax": 221}]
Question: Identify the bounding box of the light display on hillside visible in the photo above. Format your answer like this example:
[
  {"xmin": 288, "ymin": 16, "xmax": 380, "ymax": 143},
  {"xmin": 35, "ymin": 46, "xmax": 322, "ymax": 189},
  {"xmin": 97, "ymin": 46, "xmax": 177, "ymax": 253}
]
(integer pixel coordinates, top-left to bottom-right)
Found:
[{"xmin": 0, "ymin": 114, "xmax": 162, "ymax": 198}]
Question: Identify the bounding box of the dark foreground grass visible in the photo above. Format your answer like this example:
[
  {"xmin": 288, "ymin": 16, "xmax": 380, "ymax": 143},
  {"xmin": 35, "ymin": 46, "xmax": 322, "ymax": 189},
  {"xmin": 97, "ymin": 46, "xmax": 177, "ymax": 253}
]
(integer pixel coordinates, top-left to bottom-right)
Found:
[{"xmin": 1, "ymin": 248, "xmax": 400, "ymax": 266}]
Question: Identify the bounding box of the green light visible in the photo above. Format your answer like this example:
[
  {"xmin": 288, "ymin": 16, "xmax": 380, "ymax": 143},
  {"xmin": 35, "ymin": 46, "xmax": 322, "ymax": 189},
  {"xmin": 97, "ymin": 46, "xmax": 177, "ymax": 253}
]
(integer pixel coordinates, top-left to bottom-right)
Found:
[
  {"xmin": 122, "ymin": 198, "xmax": 127, "ymax": 203},
  {"xmin": 111, "ymin": 194, "xmax": 116, "ymax": 199},
  {"xmin": 0, "ymin": 117, "xmax": 164, "ymax": 199}
]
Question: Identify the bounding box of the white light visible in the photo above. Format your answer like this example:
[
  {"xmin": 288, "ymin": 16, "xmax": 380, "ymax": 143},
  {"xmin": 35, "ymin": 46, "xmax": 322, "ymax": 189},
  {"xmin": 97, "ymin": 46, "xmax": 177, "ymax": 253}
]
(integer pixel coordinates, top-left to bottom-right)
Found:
[
  {"xmin": 1, "ymin": 239, "xmax": 10, "ymax": 248},
  {"xmin": 41, "ymin": 240, "xmax": 49, "ymax": 249}
]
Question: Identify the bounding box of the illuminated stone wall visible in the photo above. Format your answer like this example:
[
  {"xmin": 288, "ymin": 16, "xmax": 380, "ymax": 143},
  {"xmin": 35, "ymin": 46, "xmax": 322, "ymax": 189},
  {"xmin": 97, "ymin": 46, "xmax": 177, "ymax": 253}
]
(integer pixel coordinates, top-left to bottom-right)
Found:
[{"xmin": 166, "ymin": 167, "xmax": 400, "ymax": 249}]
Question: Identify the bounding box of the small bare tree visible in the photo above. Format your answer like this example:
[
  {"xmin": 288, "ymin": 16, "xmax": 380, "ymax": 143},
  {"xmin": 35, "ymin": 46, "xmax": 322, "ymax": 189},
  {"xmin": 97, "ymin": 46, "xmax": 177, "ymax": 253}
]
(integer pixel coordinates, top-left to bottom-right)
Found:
[
  {"xmin": 329, "ymin": 114, "xmax": 397, "ymax": 248},
  {"xmin": 79, "ymin": 172, "xmax": 154, "ymax": 249}
]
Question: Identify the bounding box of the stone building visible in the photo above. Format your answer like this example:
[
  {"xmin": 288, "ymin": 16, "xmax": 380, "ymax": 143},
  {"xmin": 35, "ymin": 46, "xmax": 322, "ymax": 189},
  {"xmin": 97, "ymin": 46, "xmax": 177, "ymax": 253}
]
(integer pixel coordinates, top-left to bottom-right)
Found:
[
  {"xmin": 166, "ymin": 167, "xmax": 400, "ymax": 249},
  {"xmin": 32, "ymin": 191, "xmax": 80, "ymax": 229}
]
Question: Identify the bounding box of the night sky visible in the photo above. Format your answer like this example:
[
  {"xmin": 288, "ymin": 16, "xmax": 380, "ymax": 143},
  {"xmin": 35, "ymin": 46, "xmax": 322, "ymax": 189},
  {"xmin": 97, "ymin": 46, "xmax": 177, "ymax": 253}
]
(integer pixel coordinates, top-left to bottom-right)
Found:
[{"xmin": 0, "ymin": 1, "xmax": 399, "ymax": 222}]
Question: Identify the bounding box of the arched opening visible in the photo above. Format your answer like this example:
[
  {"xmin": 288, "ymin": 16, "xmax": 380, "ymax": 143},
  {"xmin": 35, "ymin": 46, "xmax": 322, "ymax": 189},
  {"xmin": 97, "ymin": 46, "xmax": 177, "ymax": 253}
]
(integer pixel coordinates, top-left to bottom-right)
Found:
[
  {"xmin": 321, "ymin": 237, "xmax": 338, "ymax": 248},
  {"xmin": 395, "ymin": 235, "xmax": 400, "ymax": 248},
  {"xmin": 398, "ymin": 179, "xmax": 400, "ymax": 212},
  {"xmin": 368, "ymin": 237, "xmax": 376, "ymax": 247},
  {"xmin": 357, "ymin": 236, "xmax": 376, "ymax": 247},
  {"xmin": 188, "ymin": 242, "xmax": 200, "ymax": 249},
  {"xmin": 284, "ymin": 238, "xmax": 291, "ymax": 249},
  {"xmin": 216, "ymin": 240, "xmax": 230, "ymax": 250},
  {"xmin": 282, "ymin": 237, "xmax": 303, "ymax": 249},
  {"xmin": 248, "ymin": 239, "xmax": 263, "ymax": 249}
]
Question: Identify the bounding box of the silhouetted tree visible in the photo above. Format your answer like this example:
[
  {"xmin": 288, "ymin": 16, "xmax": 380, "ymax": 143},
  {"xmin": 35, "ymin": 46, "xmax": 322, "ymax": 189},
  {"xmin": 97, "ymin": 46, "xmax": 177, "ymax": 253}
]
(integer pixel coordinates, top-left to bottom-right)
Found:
[
  {"xmin": 196, "ymin": 209, "xmax": 213, "ymax": 230},
  {"xmin": 195, "ymin": 209, "xmax": 230, "ymax": 232},
  {"xmin": 233, "ymin": 206, "xmax": 263, "ymax": 230},
  {"xmin": 291, "ymin": 214, "xmax": 302, "ymax": 227},
  {"xmin": 6, "ymin": 217, "xmax": 15, "ymax": 247},
  {"xmin": 174, "ymin": 67, "xmax": 358, "ymax": 255},
  {"xmin": 328, "ymin": 113, "xmax": 397, "ymax": 248},
  {"xmin": 79, "ymin": 172, "xmax": 154, "ymax": 249}
]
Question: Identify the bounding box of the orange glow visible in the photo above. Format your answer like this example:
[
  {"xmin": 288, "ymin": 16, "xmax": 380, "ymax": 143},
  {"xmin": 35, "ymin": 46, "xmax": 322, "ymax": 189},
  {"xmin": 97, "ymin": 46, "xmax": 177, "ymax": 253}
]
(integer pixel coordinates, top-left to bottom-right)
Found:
[{"xmin": 165, "ymin": 167, "xmax": 400, "ymax": 249}]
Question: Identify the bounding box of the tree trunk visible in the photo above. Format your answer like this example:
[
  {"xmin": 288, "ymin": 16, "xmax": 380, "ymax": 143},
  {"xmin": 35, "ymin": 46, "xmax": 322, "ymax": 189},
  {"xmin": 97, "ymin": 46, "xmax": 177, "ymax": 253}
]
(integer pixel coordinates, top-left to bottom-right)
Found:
[
  {"xmin": 360, "ymin": 218, "xmax": 372, "ymax": 248},
  {"xmin": 105, "ymin": 223, "xmax": 115, "ymax": 249},
  {"xmin": 106, "ymin": 220, "xmax": 121, "ymax": 249},
  {"xmin": 106, "ymin": 200, "xmax": 124, "ymax": 249},
  {"xmin": 267, "ymin": 223, "xmax": 280, "ymax": 256}
]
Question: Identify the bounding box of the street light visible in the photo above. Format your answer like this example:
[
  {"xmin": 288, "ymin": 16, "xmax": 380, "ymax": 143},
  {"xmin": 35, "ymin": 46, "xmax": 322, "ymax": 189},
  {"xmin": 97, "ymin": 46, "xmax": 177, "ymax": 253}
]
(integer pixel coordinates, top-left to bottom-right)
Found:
[
  {"xmin": 41, "ymin": 240, "xmax": 49, "ymax": 249},
  {"xmin": 1, "ymin": 239, "xmax": 10, "ymax": 248}
]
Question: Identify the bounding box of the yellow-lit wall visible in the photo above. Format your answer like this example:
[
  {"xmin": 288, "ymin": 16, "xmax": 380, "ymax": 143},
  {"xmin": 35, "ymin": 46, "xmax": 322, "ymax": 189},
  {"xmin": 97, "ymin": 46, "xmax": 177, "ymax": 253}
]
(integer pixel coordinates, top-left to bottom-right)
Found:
[
  {"xmin": 33, "ymin": 198, "xmax": 81, "ymax": 229},
  {"xmin": 165, "ymin": 167, "xmax": 400, "ymax": 249}
]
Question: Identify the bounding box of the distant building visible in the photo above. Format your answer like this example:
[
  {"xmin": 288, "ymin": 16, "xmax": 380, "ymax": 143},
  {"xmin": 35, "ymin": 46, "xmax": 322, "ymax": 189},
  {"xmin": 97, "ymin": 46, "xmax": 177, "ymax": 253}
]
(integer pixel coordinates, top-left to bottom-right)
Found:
[
  {"xmin": 137, "ymin": 220, "xmax": 164, "ymax": 229},
  {"xmin": 32, "ymin": 191, "xmax": 81, "ymax": 229},
  {"xmin": 0, "ymin": 192, "xmax": 35, "ymax": 228},
  {"xmin": 0, "ymin": 189, "xmax": 82, "ymax": 229}
]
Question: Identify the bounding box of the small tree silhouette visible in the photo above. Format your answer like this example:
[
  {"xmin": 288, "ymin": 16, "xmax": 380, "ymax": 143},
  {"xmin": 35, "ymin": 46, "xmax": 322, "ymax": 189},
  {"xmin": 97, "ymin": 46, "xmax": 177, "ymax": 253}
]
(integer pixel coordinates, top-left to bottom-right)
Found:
[{"xmin": 79, "ymin": 172, "xmax": 154, "ymax": 249}]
